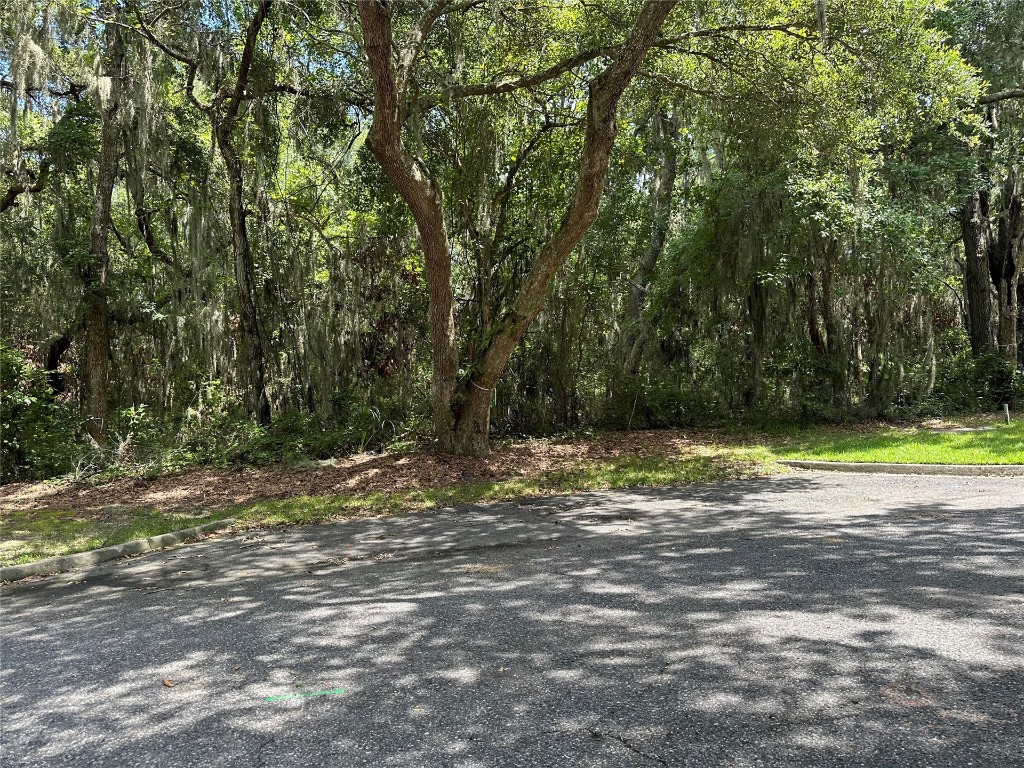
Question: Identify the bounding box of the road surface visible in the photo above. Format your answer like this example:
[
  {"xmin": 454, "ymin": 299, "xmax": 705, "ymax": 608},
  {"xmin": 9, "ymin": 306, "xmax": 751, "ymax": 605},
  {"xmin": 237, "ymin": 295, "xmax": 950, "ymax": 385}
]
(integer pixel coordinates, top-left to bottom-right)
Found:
[{"xmin": 2, "ymin": 472, "xmax": 1023, "ymax": 767}]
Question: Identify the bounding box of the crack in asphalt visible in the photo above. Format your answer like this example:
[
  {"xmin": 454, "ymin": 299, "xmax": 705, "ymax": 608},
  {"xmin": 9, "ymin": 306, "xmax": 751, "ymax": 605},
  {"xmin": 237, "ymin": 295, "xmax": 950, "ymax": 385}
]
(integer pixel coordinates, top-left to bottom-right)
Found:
[{"xmin": 589, "ymin": 723, "xmax": 667, "ymax": 765}]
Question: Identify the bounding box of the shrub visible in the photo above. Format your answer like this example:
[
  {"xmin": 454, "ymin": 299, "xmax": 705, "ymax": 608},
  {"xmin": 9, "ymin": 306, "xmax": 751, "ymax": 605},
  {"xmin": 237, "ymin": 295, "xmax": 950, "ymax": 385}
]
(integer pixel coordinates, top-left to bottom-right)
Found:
[
  {"xmin": 0, "ymin": 343, "xmax": 80, "ymax": 482},
  {"xmin": 926, "ymin": 349, "xmax": 1021, "ymax": 414}
]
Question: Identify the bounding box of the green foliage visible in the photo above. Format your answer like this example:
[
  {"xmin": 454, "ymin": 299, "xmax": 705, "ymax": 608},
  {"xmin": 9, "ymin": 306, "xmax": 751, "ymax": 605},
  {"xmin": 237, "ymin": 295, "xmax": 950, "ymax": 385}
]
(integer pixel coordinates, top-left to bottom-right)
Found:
[
  {"xmin": 2, "ymin": 0, "xmax": 1021, "ymax": 484},
  {"xmin": 0, "ymin": 343, "xmax": 80, "ymax": 481},
  {"xmin": 160, "ymin": 380, "xmax": 262, "ymax": 469},
  {"xmin": 45, "ymin": 99, "xmax": 101, "ymax": 170},
  {"xmin": 927, "ymin": 350, "xmax": 1024, "ymax": 414}
]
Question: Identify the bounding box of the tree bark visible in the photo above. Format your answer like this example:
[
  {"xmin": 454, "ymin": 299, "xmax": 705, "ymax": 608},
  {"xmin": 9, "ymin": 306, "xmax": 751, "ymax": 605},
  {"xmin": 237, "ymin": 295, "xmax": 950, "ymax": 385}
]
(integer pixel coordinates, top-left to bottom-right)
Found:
[
  {"xmin": 44, "ymin": 329, "xmax": 74, "ymax": 395},
  {"xmin": 991, "ymin": 173, "xmax": 1022, "ymax": 362},
  {"xmin": 744, "ymin": 275, "xmax": 767, "ymax": 408},
  {"xmin": 960, "ymin": 190, "xmax": 996, "ymax": 356},
  {"xmin": 215, "ymin": 121, "xmax": 271, "ymax": 425},
  {"xmin": 358, "ymin": 0, "xmax": 459, "ymax": 450},
  {"xmin": 212, "ymin": 0, "xmax": 273, "ymax": 426},
  {"xmin": 83, "ymin": 7, "xmax": 125, "ymax": 445},
  {"xmin": 357, "ymin": 0, "xmax": 677, "ymax": 455}
]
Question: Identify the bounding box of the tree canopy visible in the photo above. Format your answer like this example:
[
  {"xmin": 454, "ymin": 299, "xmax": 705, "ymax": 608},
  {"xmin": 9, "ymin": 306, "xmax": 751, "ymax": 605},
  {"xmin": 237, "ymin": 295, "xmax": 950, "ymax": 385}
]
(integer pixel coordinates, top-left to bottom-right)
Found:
[{"xmin": 2, "ymin": 0, "xmax": 1022, "ymax": 476}]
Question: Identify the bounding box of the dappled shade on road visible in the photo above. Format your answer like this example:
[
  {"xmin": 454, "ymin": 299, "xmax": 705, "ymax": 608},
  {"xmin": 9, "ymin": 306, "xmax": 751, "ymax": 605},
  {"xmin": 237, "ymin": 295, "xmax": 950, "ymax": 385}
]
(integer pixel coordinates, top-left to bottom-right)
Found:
[{"xmin": 2, "ymin": 473, "xmax": 1023, "ymax": 766}]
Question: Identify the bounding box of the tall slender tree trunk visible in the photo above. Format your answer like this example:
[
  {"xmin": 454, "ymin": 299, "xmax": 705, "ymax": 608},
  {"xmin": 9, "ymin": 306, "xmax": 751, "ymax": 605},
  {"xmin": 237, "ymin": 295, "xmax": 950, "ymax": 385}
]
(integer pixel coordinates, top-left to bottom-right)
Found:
[
  {"xmin": 744, "ymin": 275, "xmax": 767, "ymax": 408},
  {"xmin": 960, "ymin": 191, "xmax": 996, "ymax": 356},
  {"xmin": 215, "ymin": 120, "xmax": 271, "ymax": 425},
  {"xmin": 620, "ymin": 110, "xmax": 680, "ymax": 379},
  {"xmin": 212, "ymin": 0, "xmax": 273, "ymax": 426},
  {"xmin": 84, "ymin": 8, "xmax": 125, "ymax": 445},
  {"xmin": 992, "ymin": 174, "xmax": 1022, "ymax": 362}
]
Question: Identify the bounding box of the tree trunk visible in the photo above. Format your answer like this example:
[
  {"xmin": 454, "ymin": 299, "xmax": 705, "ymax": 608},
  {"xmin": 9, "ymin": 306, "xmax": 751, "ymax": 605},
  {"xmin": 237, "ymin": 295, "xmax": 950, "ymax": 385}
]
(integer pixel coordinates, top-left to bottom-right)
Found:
[
  {"xmin": 960, "ymin": 191, "xmax": 996, "ymax": 356},
  {"xmin": 449, "ymin": 0, "xmax": 679, "ymax": 454},
  {"xmin": 212, "ymin": 0, "xmax": 273, "ymax": 426},
  {"xmin": 744, "ymin": 275, "xmax": 767, "ymax": 408},
  {"xmin": 215, "ymin": 120, "xmax": 271, "ymax": 426},
  {"xmin": 358, "ymin": 0, "xmax": 459, "ymax": 451},
  {"xmin": 44, "ymin": 329, "xmax": 73, "ymax": 395},
  {"xmin": 83, "ymin": 8, "xmax": 125, "ymax": 446},
  {"xmin": 991, "ymin": 174, "xmax": 1022, "ymax": 362},
  {"xmin": 621, "ymin": 110, "xmax": 680, "ymax": 378},
  {"xmin": 358, "ymin": 0, "xmax": 677, "ymax": 455}
]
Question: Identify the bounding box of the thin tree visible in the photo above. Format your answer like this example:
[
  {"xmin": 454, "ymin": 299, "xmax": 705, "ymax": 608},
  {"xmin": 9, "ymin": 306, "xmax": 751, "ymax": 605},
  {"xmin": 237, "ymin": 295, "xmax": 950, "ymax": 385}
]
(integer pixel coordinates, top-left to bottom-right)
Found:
[{"xmin": 83, "ymin": 1, "xmax": 126, "ymax": 444}]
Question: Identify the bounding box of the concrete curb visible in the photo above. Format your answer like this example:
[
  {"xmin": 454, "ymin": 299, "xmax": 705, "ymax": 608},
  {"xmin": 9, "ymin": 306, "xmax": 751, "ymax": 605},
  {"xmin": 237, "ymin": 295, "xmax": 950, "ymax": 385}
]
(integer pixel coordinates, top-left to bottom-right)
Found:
[
  {"xmin": 778, "ymin": 460, "xmax": 1024, "ymax": 476},
  {"xmin": 0, "ymin": 519, "xmax": 235, "ymax": 583}
]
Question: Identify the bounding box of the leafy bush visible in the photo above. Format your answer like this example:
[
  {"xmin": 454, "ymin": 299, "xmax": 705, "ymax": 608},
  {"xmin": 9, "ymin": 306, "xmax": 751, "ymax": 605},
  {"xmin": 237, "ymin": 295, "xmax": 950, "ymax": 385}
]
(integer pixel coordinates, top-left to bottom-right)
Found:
[
  {"xmin": 0, "ymin": 343, "xmax": 81, "ymax": 482},
  {"xmin": 601, "ymin": 377, "xmax": 724, "ymax": 430},
  {"xmin": 160, "ymin": 380, "xmax": 262, "ymax": 469},
  {"xmin": 922, "ymin": 350, "xmax": 1022, "ymax": 415}
]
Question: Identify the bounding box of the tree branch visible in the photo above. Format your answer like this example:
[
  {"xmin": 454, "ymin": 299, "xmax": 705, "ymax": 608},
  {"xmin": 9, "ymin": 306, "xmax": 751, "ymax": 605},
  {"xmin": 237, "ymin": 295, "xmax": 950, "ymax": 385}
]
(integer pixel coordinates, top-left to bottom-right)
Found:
[
  {"xmin": 419, "ymin": 46, "xmax": 615, "ymax": 107},
  {"xmin": 1, "ymin": 159, "xmax": 51, "ymax": 214},
  {"xmin": 417, "ymin": 21, "xmax": 809, "ymax": 109},
  {"xmin": 979, "ymin": 86, "xmax": 1024, "ymax": 105},
  {"xmin": 468, "ymin": 0, "xmax": 678, "ymax": 391},
  {"xmin": 223, "ymin": 0, "xmax": 274, "ymax": 121},
  {"xmin": 657, "ymin": 21, "xmax": 811, "ymax": 47}
]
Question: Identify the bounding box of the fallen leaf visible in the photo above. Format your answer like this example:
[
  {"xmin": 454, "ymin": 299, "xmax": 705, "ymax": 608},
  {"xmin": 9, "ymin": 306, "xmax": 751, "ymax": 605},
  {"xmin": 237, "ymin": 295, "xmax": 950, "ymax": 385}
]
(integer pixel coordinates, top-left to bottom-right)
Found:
[
  {"xmin": 881, "ymin": 683, "xmax": 932, "ymax": 708},
  {"xmin": 163, "ymin": 679, "xmax": 176, "ymax": 687}
]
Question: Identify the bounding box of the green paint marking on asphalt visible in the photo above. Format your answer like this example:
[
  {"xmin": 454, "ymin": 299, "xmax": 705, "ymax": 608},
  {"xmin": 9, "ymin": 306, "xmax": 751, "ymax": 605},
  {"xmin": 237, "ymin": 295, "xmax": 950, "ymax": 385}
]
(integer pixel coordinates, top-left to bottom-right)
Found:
[{"xmin": 265, "ymin": 687, "xmax": 347, "ymax": 702}]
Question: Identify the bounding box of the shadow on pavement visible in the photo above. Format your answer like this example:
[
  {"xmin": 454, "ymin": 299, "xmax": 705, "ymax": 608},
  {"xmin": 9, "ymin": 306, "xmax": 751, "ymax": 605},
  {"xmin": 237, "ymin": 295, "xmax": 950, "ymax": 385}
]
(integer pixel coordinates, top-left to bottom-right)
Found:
[{"xmin": 2, "ymin": 473, "xmax": 1022, "ymax": 766}]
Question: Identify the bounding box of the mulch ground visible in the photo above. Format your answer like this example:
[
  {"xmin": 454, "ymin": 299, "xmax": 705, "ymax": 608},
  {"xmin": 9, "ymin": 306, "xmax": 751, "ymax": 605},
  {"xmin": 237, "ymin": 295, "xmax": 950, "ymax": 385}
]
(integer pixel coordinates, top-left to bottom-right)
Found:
[{"xmin": 0, "ymin": 430, "xmax": 727, "ymax": 517}]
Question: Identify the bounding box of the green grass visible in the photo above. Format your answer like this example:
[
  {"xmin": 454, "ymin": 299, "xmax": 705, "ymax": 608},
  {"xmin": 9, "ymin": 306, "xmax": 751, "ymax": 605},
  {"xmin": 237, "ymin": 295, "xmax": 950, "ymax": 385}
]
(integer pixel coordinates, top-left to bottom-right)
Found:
[
  {"xmin": 0, "ymin": 449, "xmax": 772, "ymax": 567},
  {"xmin": 4, "ymin": 421, "xmax": 1021, "ymax": 569},
  {"xmin": 0, "ymin": 508, "xmax": 234, "ymax": 567},
  {"xmin": 228, "ymin": 450, "xmax": 774, "ymax": 528},
  {"xmin": 767, "ymin": 421, "xmax": 1024, "ymax": 464}
]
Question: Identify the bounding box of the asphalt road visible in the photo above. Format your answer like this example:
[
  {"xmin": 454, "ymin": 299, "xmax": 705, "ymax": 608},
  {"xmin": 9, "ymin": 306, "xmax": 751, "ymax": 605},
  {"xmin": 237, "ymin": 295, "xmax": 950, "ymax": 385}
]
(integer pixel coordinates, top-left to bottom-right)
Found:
[{"xmin": 2, "ymin": 472, "xmax": 1023, "ymax": 767}]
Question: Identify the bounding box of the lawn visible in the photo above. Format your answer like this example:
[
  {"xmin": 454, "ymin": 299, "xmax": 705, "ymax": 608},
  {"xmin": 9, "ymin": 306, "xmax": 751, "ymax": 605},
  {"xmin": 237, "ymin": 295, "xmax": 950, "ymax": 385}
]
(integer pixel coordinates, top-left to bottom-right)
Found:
[
  {"xmin": 2, "ymin": 419, "xmax": 1021, "ymax": 569},
  {"xmin": 768, "ymin": 421, "xmax": 1024, "ymax": 464},
  {"xmin": 0, "ymin": 508, "xmax": 231, "ymax": 567}
]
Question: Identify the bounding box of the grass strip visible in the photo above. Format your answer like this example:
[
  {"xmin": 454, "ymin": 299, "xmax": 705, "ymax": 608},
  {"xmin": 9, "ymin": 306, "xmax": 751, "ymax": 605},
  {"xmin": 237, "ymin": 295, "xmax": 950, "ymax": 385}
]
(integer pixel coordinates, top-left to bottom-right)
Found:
[
  {"xmin": 1, "ymin": 449, "xmax": 769, "ymax": 566},
  {"xmin": 4, "ymin": 420, "xmax": 1021, "ymax": 567},
  {"xmin": 767, "ymin": 422, "xmax": 1024, "ymax": 464}
]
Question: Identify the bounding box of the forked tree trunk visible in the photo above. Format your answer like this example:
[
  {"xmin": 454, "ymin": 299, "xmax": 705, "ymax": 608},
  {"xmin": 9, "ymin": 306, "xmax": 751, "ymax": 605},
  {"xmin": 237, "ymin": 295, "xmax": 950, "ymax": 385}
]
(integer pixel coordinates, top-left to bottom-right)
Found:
[
  {"xmin": 358, "ymin": 0, "xmax": 677, "ymax": 455},
  {"xmin": 83, "ymin": 8, "xmax": 125, "ymax": 445},
  {"xmin": 453, "ymin": 3, "xmax": 676, "ymax": 454}
]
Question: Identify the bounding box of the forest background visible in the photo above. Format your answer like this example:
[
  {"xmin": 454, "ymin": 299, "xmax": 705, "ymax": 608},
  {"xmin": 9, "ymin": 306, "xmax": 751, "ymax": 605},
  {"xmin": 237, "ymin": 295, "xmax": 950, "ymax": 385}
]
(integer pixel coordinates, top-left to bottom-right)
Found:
[{"xmin": 2, "ymin": 0, "xmax": 1023, "ymax": 481}]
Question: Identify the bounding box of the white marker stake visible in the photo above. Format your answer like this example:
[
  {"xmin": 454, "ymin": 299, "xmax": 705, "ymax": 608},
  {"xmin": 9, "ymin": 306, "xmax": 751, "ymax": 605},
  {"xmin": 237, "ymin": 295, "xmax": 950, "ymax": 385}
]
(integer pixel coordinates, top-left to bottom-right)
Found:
[{"xmin": 1005, "ymin": 403, "xmax": 1011, "ymax": 424}]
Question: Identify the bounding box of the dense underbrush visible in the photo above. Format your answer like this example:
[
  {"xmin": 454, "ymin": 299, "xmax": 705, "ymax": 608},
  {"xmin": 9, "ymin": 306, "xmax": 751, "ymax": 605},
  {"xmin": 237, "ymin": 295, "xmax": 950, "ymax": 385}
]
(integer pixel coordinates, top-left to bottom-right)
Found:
[{"xmin": 2, "ymin": 341, "xmax": 1021, "ymax": 484}]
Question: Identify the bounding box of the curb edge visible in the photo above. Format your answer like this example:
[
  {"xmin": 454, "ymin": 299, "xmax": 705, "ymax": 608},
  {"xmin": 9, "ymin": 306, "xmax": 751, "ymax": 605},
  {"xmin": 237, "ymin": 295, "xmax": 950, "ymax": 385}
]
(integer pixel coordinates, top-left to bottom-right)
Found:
[
  {"xmin": 778, "ymin": 460, "xmax": 1024, "ymax": 476},
  {"xmin": 1, "ymin": 518, "xmax": 235, "ymax": 583}
]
